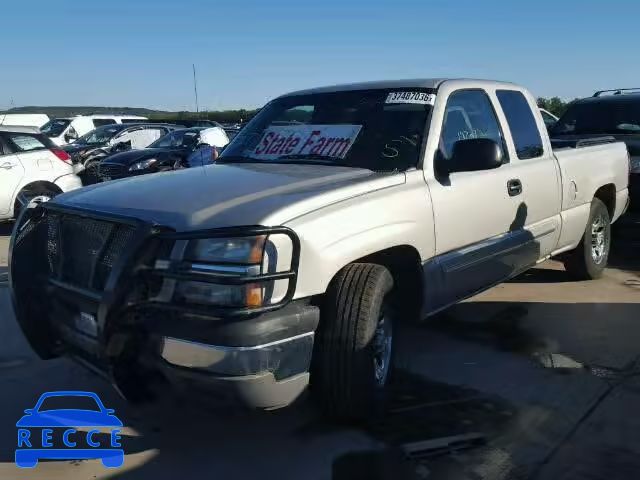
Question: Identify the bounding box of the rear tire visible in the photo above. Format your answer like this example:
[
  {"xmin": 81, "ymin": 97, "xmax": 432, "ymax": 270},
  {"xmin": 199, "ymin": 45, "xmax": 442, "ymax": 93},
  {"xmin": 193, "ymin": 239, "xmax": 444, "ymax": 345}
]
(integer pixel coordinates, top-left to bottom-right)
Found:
[
  {"xmin": 563, "ymin": 198, "xmax": 611, "ymax": 280},
  {"xmin": 313, "ymin": 263, "xmax": 395, "ymax": 422}
]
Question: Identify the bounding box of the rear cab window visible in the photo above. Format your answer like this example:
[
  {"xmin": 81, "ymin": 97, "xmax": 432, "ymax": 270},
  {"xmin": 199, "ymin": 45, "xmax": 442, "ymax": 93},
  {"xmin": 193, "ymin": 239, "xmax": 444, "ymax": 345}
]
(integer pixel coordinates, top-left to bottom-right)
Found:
[{"xmin": 496, "ymin": 90, "xmax": 544, "ymax": 159}]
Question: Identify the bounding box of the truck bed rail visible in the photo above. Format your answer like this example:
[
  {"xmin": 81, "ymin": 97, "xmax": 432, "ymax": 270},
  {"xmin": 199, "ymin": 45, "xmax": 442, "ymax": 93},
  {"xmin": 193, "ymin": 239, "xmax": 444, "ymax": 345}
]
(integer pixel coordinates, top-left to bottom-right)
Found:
[{"xmin": 551, "ymin": 136, "xmax": 618, "ymax": 150}]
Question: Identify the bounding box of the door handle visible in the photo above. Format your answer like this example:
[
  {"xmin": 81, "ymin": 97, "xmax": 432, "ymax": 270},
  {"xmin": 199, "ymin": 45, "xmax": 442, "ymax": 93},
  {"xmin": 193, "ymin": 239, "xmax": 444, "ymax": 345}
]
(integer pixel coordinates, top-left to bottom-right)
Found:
[
  {"xmin": 0, "ymin": 162, "xmax": 15, "ymax": 170},
  {"xmin": 507, "ymin": 179, "xmax": 522, "ymax": 196}
]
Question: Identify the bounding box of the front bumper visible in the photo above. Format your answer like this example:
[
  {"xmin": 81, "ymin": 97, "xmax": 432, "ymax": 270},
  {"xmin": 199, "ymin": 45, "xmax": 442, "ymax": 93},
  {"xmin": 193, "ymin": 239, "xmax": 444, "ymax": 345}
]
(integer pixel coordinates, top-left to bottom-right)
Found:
[
  {"xmin": 10, "ymin": 204, "xmax": 315, "ymax": 410},
  {"xmin": 153, "ymin": 300, "xmax": 319, "ymax": 408},
  {"xmin": 159, "ymin": 331, "xmax": 315, "ymax": 409},
  {"xmin": 54, "ymin": 173, "xmax": 83, "ymax": 193}
]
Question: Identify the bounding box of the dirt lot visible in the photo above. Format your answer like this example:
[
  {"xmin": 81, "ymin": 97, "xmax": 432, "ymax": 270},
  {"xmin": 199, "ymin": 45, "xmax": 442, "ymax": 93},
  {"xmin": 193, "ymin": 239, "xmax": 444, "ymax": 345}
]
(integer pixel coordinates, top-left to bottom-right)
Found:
[{"xmin": 0, "ymin": 218, "xmax": 639, "ymax": 480}]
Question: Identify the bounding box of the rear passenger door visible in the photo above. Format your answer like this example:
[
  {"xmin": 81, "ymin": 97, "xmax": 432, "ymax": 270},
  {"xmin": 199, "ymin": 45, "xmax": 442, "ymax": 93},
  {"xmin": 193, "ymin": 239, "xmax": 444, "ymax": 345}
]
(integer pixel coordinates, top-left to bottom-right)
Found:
[{"xmin": 495, "ymin": 90, "xmax": 561, "ymax": 259}]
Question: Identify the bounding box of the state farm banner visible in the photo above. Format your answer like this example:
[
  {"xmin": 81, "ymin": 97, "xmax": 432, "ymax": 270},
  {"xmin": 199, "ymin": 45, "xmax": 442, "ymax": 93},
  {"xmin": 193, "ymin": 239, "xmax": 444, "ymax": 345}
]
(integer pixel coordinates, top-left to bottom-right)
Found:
[{"xmin": 250, "ymin": 124, "xmax": 362, "ymax": 160}]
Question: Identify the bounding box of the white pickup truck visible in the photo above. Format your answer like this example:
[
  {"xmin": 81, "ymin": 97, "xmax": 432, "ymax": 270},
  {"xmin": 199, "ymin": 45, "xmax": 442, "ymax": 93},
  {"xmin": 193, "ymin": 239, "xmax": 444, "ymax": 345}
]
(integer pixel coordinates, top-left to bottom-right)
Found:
[{"xmin": 10, "ymin": 79, "xmax": 629, "ymax": 421}]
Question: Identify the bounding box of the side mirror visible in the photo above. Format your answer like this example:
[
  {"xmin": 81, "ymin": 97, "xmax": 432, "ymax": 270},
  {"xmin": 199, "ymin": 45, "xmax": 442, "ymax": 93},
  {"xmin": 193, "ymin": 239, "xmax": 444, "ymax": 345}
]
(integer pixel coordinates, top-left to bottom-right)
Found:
[
  {"xmin": 24, "ymin": 409, "xmax": 34, "ymax": 414},
  {"xmin": 64, "ymin": 132, "xmax": 78, "ymax": 143},
  {"xmin": 445, "ymin": 138, "xmax": 504, "ymax": 175}
]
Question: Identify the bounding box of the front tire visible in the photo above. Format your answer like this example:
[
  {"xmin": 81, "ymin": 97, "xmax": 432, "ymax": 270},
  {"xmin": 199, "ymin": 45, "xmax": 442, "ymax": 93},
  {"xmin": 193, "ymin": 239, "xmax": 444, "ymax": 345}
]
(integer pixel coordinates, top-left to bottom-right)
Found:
[
  {"xmin": 313, "ymin": 263, "xmax": 395, "ymax": 421},
  {"xmin": 563, "ymin": 198, "xmax": 611, "ymax": 280}
]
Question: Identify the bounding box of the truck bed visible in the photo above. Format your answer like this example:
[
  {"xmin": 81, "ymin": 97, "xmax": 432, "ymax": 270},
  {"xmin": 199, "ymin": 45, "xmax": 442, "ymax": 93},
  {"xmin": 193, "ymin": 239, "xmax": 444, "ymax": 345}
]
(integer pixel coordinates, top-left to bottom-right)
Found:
[
  {"xmin": 551, "ymin": 140, "xmax": 629, "ymax": 251},
  {"xmin": 551, "ymin": 136, "xmax": 618, "ymax": 150}
]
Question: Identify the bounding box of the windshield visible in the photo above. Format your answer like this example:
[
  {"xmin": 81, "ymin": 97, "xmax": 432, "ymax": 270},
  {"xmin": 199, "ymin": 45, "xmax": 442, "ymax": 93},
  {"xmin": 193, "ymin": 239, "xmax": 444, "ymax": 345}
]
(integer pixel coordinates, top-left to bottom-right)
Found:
[
  {"xmin": 552, "ymin": 99, "xmax": 640, "ymax": 135},
  {"xmin": 150, "ymin": 129, "xmax": 202, "ymax": 148},
  {"xmin": 40, "ymin": 119, "xmax": 71, "ymax": 137},
  {"xmin": 76, "ymin": 124, "xmax": 125, "ymax": 145},
  {"xmin": 219, "ymin": 89, "xmax": 433, "ymax": 171}
]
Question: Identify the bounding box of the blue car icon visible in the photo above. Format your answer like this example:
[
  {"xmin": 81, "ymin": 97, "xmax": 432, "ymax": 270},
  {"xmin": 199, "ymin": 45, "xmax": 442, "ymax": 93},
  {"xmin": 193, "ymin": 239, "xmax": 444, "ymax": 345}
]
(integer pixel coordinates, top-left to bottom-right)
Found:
[{"xmin": 16, "ymin": 391, "xmax": 124, "ymax": 468}]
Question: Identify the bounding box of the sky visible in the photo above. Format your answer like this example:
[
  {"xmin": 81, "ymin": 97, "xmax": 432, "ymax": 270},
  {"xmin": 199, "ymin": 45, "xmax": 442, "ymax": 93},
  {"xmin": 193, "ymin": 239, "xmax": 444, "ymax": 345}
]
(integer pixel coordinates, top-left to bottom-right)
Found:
[{"xmin": 1, "ymin": 0, "xmax": 639, "ymax": 111}]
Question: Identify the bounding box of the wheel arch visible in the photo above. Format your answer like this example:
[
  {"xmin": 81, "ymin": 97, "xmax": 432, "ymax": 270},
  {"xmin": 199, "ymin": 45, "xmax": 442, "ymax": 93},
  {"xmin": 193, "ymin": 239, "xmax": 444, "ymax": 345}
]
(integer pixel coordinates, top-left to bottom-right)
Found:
[
  {"xmin": 594, "ymin": 183, "xmax": 616, "ymax": 218},
  {"xmin": 314, "ymin": 244, "xmax": 424, "ymax": 321},
  {"xmin": 11, "ymin": 180, "xmax": 63, "ymax": 218}
]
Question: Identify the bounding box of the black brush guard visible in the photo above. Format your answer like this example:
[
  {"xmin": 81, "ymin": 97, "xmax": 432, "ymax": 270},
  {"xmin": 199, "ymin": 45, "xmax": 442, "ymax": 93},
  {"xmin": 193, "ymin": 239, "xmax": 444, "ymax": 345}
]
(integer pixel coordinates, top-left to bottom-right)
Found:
[{"xmin": 9, "ymin": 202, "xmax": 300, "ymax": 363}]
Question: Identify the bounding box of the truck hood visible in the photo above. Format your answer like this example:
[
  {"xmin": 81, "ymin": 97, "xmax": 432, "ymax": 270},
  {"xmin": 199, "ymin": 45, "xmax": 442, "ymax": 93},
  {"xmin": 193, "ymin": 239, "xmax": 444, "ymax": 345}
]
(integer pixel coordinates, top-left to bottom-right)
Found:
[{"xmin": 55, "ymin": 163, "xmax": 405, "ymax": 230}]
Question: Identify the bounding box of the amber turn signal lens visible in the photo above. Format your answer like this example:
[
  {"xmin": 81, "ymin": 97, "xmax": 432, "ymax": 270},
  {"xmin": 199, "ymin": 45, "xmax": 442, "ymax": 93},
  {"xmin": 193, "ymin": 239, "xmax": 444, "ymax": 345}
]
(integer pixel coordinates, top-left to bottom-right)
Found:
[
  {"xmin": 245, "ymin": 283, "xmax": 263, "ymax": 307},
  {"xmin": 248, "ymin": 235, "xmax": 267, "ymax": 264}
]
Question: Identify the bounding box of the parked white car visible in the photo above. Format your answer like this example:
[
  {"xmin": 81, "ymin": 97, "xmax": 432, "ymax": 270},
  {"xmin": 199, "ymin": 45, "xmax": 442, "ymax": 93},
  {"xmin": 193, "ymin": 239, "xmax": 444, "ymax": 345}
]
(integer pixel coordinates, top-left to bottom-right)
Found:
[
  {"xmin": 40, "ymin": 115, "xmax": 148, "ymax": 146},
  {"xmin": 0, "ymin": 114, "xmax": 50, "ymax": 128},
  {"xmin": 0, "ymin": 126, "xmax": 82, "ymax": 221}
]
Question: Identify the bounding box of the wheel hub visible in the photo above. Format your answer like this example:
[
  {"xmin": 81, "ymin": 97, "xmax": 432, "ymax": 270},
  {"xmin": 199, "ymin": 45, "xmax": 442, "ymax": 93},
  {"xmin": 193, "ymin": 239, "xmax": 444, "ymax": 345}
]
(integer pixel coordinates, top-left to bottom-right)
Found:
[
  {"xmin": 590, "ymin": 213, "xmax": 608, "ymax": 264},
  {"xmin": 373, "ymin": 311, "xmax": 393, "ymax": 387},
  {"xmin": 26, "ymin": 195, "xmax": 52, "ymax": 209}
]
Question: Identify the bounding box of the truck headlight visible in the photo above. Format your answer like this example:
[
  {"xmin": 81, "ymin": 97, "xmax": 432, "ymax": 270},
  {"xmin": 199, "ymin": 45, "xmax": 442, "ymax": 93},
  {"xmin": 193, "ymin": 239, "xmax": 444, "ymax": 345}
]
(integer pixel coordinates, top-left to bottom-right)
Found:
[
  {"xmin": 175, "ymin": 236, "xmax": 267, "ymax": 307},
  {"xmin": 175, "ymin": 281, "xmax": 263, "ymax": 307},
  {"xmin": 129, "ymin": 158, "xmax": 157, "ymax": 171},
  {"xmin": 154, "ymin": 232, "xmax": 295, "ymax": 310},
  {"xmin": 185, "ymin": 236, "xmax": 266, "ymax": 263}
]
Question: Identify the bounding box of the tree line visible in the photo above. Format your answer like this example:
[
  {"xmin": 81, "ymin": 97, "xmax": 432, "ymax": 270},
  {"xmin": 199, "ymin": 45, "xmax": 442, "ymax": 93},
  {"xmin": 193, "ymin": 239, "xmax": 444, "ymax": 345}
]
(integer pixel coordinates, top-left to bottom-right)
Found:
[{"xmin": 536, "ymin": 97, "xmax": 578, "ymax": 117}]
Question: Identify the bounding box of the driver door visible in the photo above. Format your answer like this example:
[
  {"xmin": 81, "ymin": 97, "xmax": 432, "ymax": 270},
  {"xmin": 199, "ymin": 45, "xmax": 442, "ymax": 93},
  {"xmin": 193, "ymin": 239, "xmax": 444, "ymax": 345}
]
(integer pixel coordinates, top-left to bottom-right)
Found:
[{"xmin": 425, "ymin": 89, "xmax": 535, "ymax": 311}]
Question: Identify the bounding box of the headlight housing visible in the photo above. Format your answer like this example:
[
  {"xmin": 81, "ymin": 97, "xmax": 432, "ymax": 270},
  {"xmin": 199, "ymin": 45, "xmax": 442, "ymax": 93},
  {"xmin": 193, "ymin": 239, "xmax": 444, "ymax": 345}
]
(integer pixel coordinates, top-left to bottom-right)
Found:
[
  {"xmin": 178, "ymin": 236, "xmax": 267, "ymax": 307},
  {"xmin": 129, "ymin": 158, "xmax": 157, "ymax": 171},
  {"xmin": 153, "ymin": 231, "xmax": 297, "ymax": 311},
  {"xmin": 185, "ymin": 236, "xmax": 266, "ymax": 263}
]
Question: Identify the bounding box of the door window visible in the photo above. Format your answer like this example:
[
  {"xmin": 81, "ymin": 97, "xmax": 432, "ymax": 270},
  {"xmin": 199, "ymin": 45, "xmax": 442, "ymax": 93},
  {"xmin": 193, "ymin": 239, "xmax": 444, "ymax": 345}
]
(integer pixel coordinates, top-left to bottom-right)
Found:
[
  {"xmin": 439, "ymin": 90, "xmax": 506, "ymax": 166},
  {"xmin": 6, "ymin": 133, "xmax": 48, "ymax": 152},
  {"xmin": 92, "ymin": 119, "xmax": 117, "ymax": 127},
  {"xmin": 116, "ymin": 127, "xmax": 164, "ymax": 149},
  {"xmin": 0, "ymin": 136, "xmax": 11, "ymax": 156},
  {"xmin": 497, "ymin": 90, "xmax": 544, "ymax": 159}
]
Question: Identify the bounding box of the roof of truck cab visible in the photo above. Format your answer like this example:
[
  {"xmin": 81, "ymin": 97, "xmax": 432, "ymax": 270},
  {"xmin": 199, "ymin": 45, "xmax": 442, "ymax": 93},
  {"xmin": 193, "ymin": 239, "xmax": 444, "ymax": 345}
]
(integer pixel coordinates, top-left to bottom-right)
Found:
[{"xmin": 279, "ymin": 78, "xmax": 519, "ymax": 97}]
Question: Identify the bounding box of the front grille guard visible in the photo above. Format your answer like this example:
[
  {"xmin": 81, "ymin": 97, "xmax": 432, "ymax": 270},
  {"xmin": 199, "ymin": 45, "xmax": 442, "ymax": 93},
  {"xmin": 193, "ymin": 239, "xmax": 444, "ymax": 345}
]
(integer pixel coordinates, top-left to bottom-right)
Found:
[
  {"xmin": 144, "ymin": 225, "xmax": 301, "ymax": 317},
  {"xmin": 15, "ymin": 203, "xmax": 301, "ymax": 321}
]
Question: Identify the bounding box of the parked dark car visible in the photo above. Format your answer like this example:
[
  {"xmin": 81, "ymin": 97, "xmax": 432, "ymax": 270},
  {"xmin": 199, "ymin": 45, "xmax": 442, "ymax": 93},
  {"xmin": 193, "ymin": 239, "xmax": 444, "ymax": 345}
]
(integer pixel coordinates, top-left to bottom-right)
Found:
[
  {"xmin": 97, "ymin": 127, "xmax": 229, "ymax": 181},
  {"xmin": 551, "ymin": 89, "xmax": 640, "ymax": 211},
  {"xmin": 63, "ymin": 123, "xmax": 180, "ymax": 184}
]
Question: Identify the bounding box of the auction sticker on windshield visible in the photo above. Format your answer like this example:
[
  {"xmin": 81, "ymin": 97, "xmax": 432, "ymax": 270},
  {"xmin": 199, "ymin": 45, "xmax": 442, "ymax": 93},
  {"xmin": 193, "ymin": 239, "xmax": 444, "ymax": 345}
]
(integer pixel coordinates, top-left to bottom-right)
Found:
[
  {"xmin": 250, "ymin": 124, "xmax": 362, "ymax": 160},
  {"xmin": 385, "ymin": 91, "xmax": 435, "ymax": 105}
]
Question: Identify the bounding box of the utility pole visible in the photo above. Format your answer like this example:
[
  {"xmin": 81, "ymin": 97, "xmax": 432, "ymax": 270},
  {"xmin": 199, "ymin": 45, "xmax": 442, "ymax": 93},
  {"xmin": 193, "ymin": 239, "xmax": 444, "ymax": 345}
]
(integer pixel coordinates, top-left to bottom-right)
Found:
[{"xmin": 192, "ymin": 64, "xmax": 200, "ymax": 115}]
